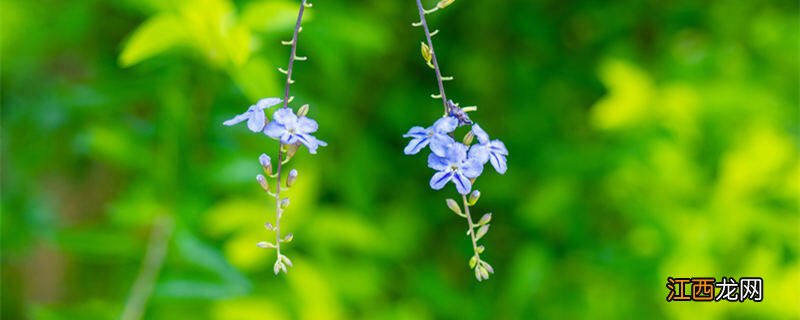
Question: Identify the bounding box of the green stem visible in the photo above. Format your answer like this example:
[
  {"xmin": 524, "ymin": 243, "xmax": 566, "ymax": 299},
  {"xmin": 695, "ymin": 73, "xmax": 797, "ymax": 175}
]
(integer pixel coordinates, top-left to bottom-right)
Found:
[
  {"xmin": 414, "ymin": 0, "xmax": 449, "ymax": 115},
  {"xmin": 273, "ymin": 144, "xmax": 284, "ymax": 260},
  {"xmin": 121, "ymin": 215, "xmax": 174, "ymax": 320},
  {"xmin": 462, "ymin": 195, "xmax": 481, "ymax": 262},
  {"xmin": 281, "ymin": 0, "xmax": 308, "ymax": 109}
]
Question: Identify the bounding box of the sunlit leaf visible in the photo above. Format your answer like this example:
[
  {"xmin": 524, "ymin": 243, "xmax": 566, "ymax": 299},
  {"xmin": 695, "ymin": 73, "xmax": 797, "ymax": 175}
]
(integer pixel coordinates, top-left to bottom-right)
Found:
[
  {"xmin": 241, "ymin": 0, "xmax": 308, "ymax": 33},
  {"xmin": 212, "ymin": 297, "xmax": 290, "ymax": 320},
  {"xmin": 119, "ymin": 14, "xmax": 188, "ymax": 67},
  {"xmin": 286, "ymin": 260, "xmax": 343, "ymax": 320},
  {"xmin": 590, "ymin": 59, "xmax": 655, "ymax": 130},
  {"xmin": 230, "ymin": 56, "xmax": 281, "ymax": 102}
]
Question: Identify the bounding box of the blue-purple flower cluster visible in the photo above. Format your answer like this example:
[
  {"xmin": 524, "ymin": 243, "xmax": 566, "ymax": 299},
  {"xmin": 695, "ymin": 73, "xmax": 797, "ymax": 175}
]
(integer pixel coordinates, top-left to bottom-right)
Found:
[
  {"xmin": 223, "ymin": 98, "xmax": 326, "ymax": 153},
  {"xmin": 403, "ymin": 113, "xmax": 507, "ymax": 195}
]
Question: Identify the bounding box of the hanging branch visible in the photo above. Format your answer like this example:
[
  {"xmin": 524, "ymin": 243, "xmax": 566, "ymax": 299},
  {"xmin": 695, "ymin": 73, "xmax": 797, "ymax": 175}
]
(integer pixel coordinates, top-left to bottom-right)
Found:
[
  {"xmin": 403, "ymin": 0, "xmax": 508, "ymax": 282},
  {"xmin": 225, "ymin": 0, "xmax": 325, "ymax": 276}
]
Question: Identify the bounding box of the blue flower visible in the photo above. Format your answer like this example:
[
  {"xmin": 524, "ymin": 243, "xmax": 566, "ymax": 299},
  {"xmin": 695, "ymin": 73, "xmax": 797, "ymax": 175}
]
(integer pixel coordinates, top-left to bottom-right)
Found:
[
  {"xmin": 403, "ymin": 116, "xmax": 458, "ymax": 156},
  {"xmin": 263, "ymin": 107, "xmax": 327, "ymax": 154},
  {"xmin": 223, "ymin": 98, "xmax": 282, "ymax": 132},
  {"xmin": 468, "ymin": 124, "xmax": 508, "ymax": 174},
  {"xmin": 428, "ymin": 142, "xmax": 484, "ymax": 194}
]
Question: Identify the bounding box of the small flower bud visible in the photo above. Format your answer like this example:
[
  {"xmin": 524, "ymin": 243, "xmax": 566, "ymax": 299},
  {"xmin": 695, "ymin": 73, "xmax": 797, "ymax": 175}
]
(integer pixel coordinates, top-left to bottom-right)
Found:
[
  {"xmin": 274, "ymin": 260, "xmax": 284, "ymax": 274},
  {"xmin": 481, "ymin": 261, "xmax": 494, "ymax": 274},
  {"xmin": 478, "ymin": 265, "xmax": 489, "ymax": 280},
  {"xmin": 286, "ymin": 144, "xmax": 299, "ymax": 158},
  {"xmin": 256, "ymin": 174, "xmax": 270, "ymax": 192},
  {"xmin": 468, "ymin": 190, "xmax": 481, "ymax": 205},
  {"xmin": 469, "ymin": 255, "xmax": 477, "ymax": 268},
  {"xmin": 421, "ymin": 42, "xmax": 432, "ymax": 63},
  {"xmin": 477, "ymin": 245, "xmax": 485, "ymax": 254},
  {"xmin": 420, "ymin": 42, "xmax": 434, "ymax": 69},
  {"xmin": 474, "ymin": 265, "xmax": 484, "ymax": 281},
  {"xmin": 297, "ymin": 104, "xmax": 309, "ymax": 117},
  {"xmin": 257, "ymin": 241, "xmax": 276, "ymax": 249},
  {"xmin": 259, "ymin": 154, "xmax": 273, "ymax": 175},
  {"xmin": 280, "ymin": 197, "xmax": 290, "ymax": 209},
  {"xmin": 264, "ymin": 222, "xmax": 274, "ymax": 230},
  {"xmin": 475, "ymin": 224, "xmax": 489, "ymax": 240},
  {"xmin": 446, "ymin": 198, "xmax": 462, "ymax": 216},
  {"xmin": 286, "ymin": 169, "xmax": 298, "ymax": 187},
  {"xmin": 437, "ymin": 0, "xmax": 455, "ymax": 9},
  {"xmin": 463, "ymin": 131, "xmax": 475, "ymax": 145},
  {"xmin": 283, "ymin": 233, "xmax": 293, "ymax": 243},
  {"xmin": 478, "ymin": 212, "xmax": 491, "ymax": 225},
  {"xmin": 280, "ymin": 254, "xmax": 293, "ymax": 267}
]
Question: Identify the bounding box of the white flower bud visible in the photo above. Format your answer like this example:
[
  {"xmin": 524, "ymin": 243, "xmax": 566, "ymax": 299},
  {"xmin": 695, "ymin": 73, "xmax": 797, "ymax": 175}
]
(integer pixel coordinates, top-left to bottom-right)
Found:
[
  {"xmin": 256, "ymin": 174, "xmax": 270, "ymax": 192},
  {"xmin": 475, "ymin": 224, "xmax": 489, "ymax": 240},
  {"xmin": 446, "ymin": 198, "xmax": 462, "ymax": 216},
  {"xmin": 297, "ymin": 104, "xmax": 309, "ymax": 117},
  {"xmin": 286, "ymin": 169, "xmax": 298, "ymax": 187},
  {"xmin": 257, "ymin": 241, "xmax": 275, "ymax": 249},
  {"xmin": 259, "ymin": 154, "xmax": 272, "ymax": 174},
  {"xmin": 468, "ymin": 190, "xmax": 481, "ymax": 205},
  {"xmin": 478, "ymin": 212, "xmax": 491, "ymax": 225},
  {"xmin": 463, "ymin": 131, "xmax": 475, "ymax": 146}
]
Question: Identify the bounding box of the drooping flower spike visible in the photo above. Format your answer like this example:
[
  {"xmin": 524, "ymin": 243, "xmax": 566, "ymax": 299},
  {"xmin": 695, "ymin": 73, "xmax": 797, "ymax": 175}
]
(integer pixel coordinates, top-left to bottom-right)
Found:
[
  {"xmin": 404, "ymin": 0, "xmax": 509, "ymax": 282},
  {"xmin": 222, "ymin": 0, "xmax": 318, "ymax": 276}
]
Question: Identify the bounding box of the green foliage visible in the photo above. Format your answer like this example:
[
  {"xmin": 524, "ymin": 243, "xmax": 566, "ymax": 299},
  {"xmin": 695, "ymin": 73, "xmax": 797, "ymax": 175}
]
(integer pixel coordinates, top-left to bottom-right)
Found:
[{"xmin": 1, "ymin": 0, "xmax": 798, "ymax": 319}]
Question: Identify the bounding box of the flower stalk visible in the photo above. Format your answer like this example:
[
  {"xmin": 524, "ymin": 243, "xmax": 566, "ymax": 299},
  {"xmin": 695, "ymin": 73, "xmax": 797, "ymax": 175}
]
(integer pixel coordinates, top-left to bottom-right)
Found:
[
  {"xmin": 281, "ymin": 0, "xmax": 309, "ymax": 109},
  {"xmin": 404, "ymin": 0, "xmax": 507, "ymax": 282},
  {"xmin": 224, "ymin": 0, "xmax": 324, "ymax": 276},
  {"xmin": 414, "ymin": 0, "xmax": 450, "ymax": 115}
]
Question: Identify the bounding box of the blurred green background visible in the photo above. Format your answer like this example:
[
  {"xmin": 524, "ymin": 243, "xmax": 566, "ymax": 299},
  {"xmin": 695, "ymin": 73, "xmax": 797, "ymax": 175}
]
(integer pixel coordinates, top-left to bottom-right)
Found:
[{"xmin": 2, "ymin": 0, "xmax": 798, "ymax": 318}]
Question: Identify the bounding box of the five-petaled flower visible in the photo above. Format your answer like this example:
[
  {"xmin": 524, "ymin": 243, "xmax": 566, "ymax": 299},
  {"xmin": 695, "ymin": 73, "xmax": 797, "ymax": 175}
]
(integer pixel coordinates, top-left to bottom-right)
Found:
[
  {"xmin": 468, "ymin": 124, "xmax": 508, "ymax": 174},
  {"xmin": 223, "ymin": 98, "xmax": 282, "ymax": 132},
  {"xmin": 428, "ymin": 142, "xmax": 484, "ymax": 194},
  {"xmin": 403, "ymin": 116, "xmax": 458, "ymax": 156},
  {"xmin": 264, "ymin": 108, "xmax": 327, "ymax": 154}
]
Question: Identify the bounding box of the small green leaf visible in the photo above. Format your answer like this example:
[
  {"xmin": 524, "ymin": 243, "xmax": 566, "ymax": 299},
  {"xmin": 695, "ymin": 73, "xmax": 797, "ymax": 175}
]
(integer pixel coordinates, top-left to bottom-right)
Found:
[{"xmin": 469, "ymin": 255, "xmax": 477, "ymax": 269}]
